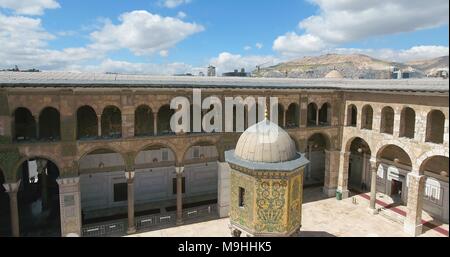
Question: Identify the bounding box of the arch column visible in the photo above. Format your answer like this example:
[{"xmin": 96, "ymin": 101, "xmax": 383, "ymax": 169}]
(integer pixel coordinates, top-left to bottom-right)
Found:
[
  {"xmin": 153, "ymin": 111, "xmax": 158, "ymax": 136},
  {"xmin": 337, "ymin": 151, "xmax": 350, "ymax": 199},
  {"xmin": 125, "ymin": 170, "xmax": 136, "ymax": 234},
  {"xmin": 176, "ymin": 166, "xmax": 185, "ymax": 225},
  {"xmin": 444, "ymin": 117, "xmax": 449, "ymax": 145},
  {"xmin": 283, "ymin": 110, "xmax": 287, "ymax": 128},
  {"xmin": 3, "ymin": 181, "xmax": 21, "ymax": 237},
  {"xmin": 404, "ymin": 172, "xmax": 425, "ymax": 237},
  {"xmin": 97, "ymin": 114, "xmax": 102, "ymax": 137},
  {"xmin": 323, "ymin": 150, "xmax": 340, "ymax": 197},
  {"xmin": 393, "ymin": 109, "xmax": 401, "ymax": 137},
  {"xmin": 368, "ymin": 158, "xmax": 378, "ymax": 214},
  {"xmin": 57, "ymin": 177, "xmax": 82, "ymax": 237},
  {"xmin": 315, "ymin": 108, "xmax": 319, "ymax": 126}
]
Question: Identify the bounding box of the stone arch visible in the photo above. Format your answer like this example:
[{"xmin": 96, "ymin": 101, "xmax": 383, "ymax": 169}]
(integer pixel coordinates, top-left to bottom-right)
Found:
[
  {"xmin": 419, "ymin": 155, "xmax": 449, "ymax": 177},
  {"xmin": 286, "ymin": 103, "xmax": 299, "ymax": 128},
  {"xmin": 319, "ymin": 102, "xmax": 331, "ymax": 126},
  {"xmin": 134, "ymin": 142, "xmax": 178, "ymax": 165},
  {"xmin": 101, "ymin": 105, "xmax": 122, "ymax": 138},
  {"xmin": 181, "ymin": 140, "xmax": 219, "ymax": 164},
  {"xmin": 361, "ymin": 105, "xmax": 373, "ymax": 130},
  {"xmin": 346, "ymin": 104, "xmax": 357, "ymax": 127},
  {"xmin": 305, "ymin": 133, "xmax": 331, "ymax": 186},
  {"xmin": 39, "ymin": 106, "xmax": 61, "ymax": 141},
  {"xmin": 307, "ymin": 102, "xmax": 318, "ymax": 127},
  {"xmin": 380, "ymin": 106, "xmax": 395, "ymax": 134},
  {"xmin": 374, "ymin": 140, "xmax": 415, "ymax": 166},
  {"xmin": 346, "ymin": 137, "xmax": 372, "ymax": 192},
  {"xmin": 157, "ymin": 104, "xmax": 175, "ymax": 135},
  {"xmin": 399, "ymin": 106, "xmax": 415, "ymax": 139},
  {"xmin": 425, "ymin": 109, "xmax": 445, "ymax": 144},
  {"xmin": 376, "ymin": 144, "xmax": 413, "ymax": 169},
  {"xmin": 76, "ymin": 105, "xmax": 98, "ymax": 140},
  {"xmin": 135, "ymin": 105, "xmax": 154, "ymax": 137},
  {"xmin": 78, "ymin": 145, "xmax": 126, "ymax": 165},
  {"xmin": 13, "ymin": 155, "xmax": 62, "ymax": 182},
  {"xmin": 307, "ymin": 132, "xmax": 332, "ymax": 150},
  {"xmin": 13, "ymin": 107, "xmax": 36, "ymax": 141},
  {"xmin": 416, "ymin": 149, "xmax": 449, "ymax": 175}
]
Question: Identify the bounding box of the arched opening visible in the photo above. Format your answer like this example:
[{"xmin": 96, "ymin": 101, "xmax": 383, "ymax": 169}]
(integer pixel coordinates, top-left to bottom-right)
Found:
[
  {"xmin": 420, "ymin": 155, "xmax": 449, "ymax": 223},
  {"xmin": 380, "ymin": 106, "xmax": 395, "ymax": 134},
  {"xmin": 17, "ymin": 158, "xmax": 60, "ymax": 236},
  {"xmin": 277, "ymin": 104, "xmax": 285, "ymax": 128},
  {"xmin": 157, "ymin": 105, "xmax": 175, "ymax": 136},
  {"xmin": 361, "ymin": 105, "xmax": 373, "ymax": 130},
  {"xmin": 348, "ymin": 138, "xmax": 371, "ymax": 193},
  {"xmin": 181, "ymin": 142, "xmax": 219, "ymax": 216},
  {"xmin": 77, "ymin": 106, "xmax": 98, "ymax": 140},
  {"xmin": 426, "ymin": 110, "xmax": 445, "ymax": 144},
  {"xmin": 399, "ymin": 107, "xmax": 415, "ymax": 139},
  {"xmin": 101, "ymin": 106, "xmax": 122, "ymax": 138},
  {"xmin": 39, "ymin": 107, "xmax": 60, "ymax": 141},
  {"xmin": 79, "ymin": 148, "xmax": 126, "ymax": 234},
  {"xmin": 135, "ymin": 105, "xmax": 154, "ymax": 137},
  {"xmin": 377, "ymin": 145, "xmax": 412, "ymax": 204},
  {"xmin": 307, "ymin": 103, "xmax": 318, "ymax": 127},
  {"xmin": 286, "ymin": 103, "xmax": 299, "ymax": 128},
  {"xmin": 13, "ymin": 107, "xmax": 36, "ymax": 141},
  {"xmin": 346, "ymin": 104, "xmax": 357, "ymax": 127},
  {"xmin": 0, "ymin": 169, "xmax": 10, "ymax": 236},
  {"xmin": 319, "ymin": 103, "xmax": 331, "ymax": 126},
  {"xmin": 132, "ymin": 144, "xmax": 178, "ymax": 227},
  {"xmin": 306, "ymin": 133, "xmax": 329, "ymax": 187}
]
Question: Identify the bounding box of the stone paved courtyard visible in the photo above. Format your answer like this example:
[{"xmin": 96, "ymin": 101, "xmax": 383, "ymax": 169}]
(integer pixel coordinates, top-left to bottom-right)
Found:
[{"xmin": 127, "ymin": 187, "xmax": 447, "ymax": 237}]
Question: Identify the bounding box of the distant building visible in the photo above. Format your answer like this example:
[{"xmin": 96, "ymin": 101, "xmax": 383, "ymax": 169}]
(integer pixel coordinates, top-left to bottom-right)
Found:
[
  {"xmin": 198, "ymin": 71, "xmax": 205, "ymax": 77},
  {"xmin": 207, "ymin": 65, "xmax": 216, "ymax": 77},
  {"xmin": 222, "ymin": 68, "xmax": 250, "ymax": 77}
]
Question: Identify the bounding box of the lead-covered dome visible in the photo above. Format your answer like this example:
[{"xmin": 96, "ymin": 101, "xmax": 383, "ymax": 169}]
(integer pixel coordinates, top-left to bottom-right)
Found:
[
  {"xmin": 234, "ymin": 119, "xmax": 297, "ymax": 163},
  {"xmin": 325, "ymin": 69, "xmax": 344, "ymax": 79}
]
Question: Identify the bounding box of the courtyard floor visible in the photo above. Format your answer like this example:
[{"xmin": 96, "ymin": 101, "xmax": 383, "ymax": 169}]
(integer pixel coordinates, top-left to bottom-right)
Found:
[{"xmin": 126, "ymin": 187, "xmax": 448, "ymax": 237}]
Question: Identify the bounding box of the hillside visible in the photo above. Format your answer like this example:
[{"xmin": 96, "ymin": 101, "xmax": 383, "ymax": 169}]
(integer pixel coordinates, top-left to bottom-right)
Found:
[
  {"xmin": 406, "ymin": 56, "xmax": 449, "ymax": 76},
  {"xmin": 252, "ymin": 53, "xmax": 448, "ymax": 79}
]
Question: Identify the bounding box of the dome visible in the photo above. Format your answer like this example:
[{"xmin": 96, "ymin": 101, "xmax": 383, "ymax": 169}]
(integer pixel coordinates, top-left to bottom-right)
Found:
[
  {"xmin": 234, "ymin": 119, "xmax": 297, "ymax": 163},
  {"xmin": 325, "ymin": 69, "xmax": 344, "ymax": 79}
]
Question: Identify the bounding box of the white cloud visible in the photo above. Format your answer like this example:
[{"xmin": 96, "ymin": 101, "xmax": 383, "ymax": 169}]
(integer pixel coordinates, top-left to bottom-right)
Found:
[
  {"xmin": 255, "ymin": 43, "xmax": 263, "ymax": 49},
  {"xmin": 273, "ymin": 0, "xmax": 449, "ymax": 56},
  {"xmin": 209, "ymin": 52, "xmax": 281, "ymax": 74},
  {"xmin": 0, "ymin": 0, "xmax": 60, "ymax": 15},
  {"xmin": 90, "ymin": 10, "xmax": 204, "ymax": 56},
  {"xmin": 162, "ymin": 0, "xmax": 191, "ymax": 9},
  {"xmin": 177, "ymin": 11, "xmax": 187, "ymax": 19},
  {"xmin": 244, "ymin": 46, "xmax": 252, "ymax": 51},
  {"xmin": 273, "ymin": 33, "xmax": 328, "ymax": 56}
]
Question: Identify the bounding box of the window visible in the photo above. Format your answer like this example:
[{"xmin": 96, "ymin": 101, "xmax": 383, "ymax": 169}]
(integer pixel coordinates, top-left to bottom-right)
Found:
[
  {"xmin": 172, "ymin": 177, "xmax": 186, "ymax": 195},
  {"xmin": 239, "ymin": 187, "xmax": 245, "ymax": 207},
  {"xmin": 113, "ymin": 183, "xmax": 127, "ymax": 202}
]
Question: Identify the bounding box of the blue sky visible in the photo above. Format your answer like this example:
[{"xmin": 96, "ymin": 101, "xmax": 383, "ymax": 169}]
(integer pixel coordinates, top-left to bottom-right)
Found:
[{"xmin": 0, "ymin": 0, "xmax": 448, "ymax": 74}]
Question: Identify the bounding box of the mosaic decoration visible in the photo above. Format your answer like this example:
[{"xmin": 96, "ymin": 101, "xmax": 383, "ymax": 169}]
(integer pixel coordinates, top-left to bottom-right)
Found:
[
  {"xmin": 230, "ymin": 170, "xmax": 254, "ymax": 229},
  {"xmin": 255, "ymin": 179, "xmax": 287, "ymax": 232}
]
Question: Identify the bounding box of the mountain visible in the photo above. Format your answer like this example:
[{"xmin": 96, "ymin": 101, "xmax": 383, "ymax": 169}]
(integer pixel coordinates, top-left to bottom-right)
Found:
[
  {"xmin": 406, "ymin": 56, "xmax": 449, "ymax": 76},
  {"xmin": 252, "ymin": 53, "xmax": 448, "ymax": 79}
]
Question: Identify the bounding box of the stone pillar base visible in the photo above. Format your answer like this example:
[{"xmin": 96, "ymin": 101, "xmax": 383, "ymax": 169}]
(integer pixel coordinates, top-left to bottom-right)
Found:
[
  {"xmin": 176, "ymin": 219, "xmax": 184, "ymax": 226},
  {"xmin": 337, "ymin": 189, "xmax": 349, "ymax": 199},
  {"xmin": 367, "ymin": 207, "xmax": 379, "ymax": 215},
  {"xmin": 127, "ymin": 227, "xmax": 136, "ymax": 234},
  {"xmin": 404, "ymin": 222, "xmax": 423, "ymax": 237},
  {"xmin": 322, "ymin": 187, "xmax": 337, "ymax": 197},
  {"xmin": 218, "ymin": 205, "xmax": 230, "ymax": 218}
]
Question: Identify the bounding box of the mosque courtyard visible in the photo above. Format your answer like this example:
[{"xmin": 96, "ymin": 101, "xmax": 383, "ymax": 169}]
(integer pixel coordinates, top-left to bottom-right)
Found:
[{"xmin": 126, "ymin": 187, "xmax": 448, "ymax": 237}]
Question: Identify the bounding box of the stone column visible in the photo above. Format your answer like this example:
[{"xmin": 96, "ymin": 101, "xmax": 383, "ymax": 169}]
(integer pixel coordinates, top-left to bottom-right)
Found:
[
  {"xmin": 337, "ymin": 151, "xmax": 350, "ymax": 199},
  {"xmin": 393, "ymin": 108, "xmax": 401, "ymax": 137},
  {"xmin": 323, "ymin": 150, "xmax": 339, "ymax": 197},
  {"xmin": 283, "ymin": 111, "xmax": 287, "ymax": 128},
  {"xmin": 315, "ymin": 109, "xmax": 319, "ymax": 126},
  {"xmin": 153, "ymin": 112, "xmax": 158, "ymax": 136},
  {"xmin": 125, "ymin": 170, "xmax": 136, "ymax": 234},
  {"xmin": 57, "ymin": 177, "xmax": 82, "ymax": 237},
  {"xmin": 34, "ymin": 114, "xmax": 39, "ymax": 139},
  {"xmin": 97, "ymin": 115, "xmax": 102, "ymax": 137},
  {"xmin": 404, "ymin": 172, "xmax": 425, "ymax": 237},
  {"xmin": 299, "ymin": 97, "xmax": 308, "ymax": 128},
  {"xmin": 176, "ymin": 166, "xmax": 185, "ymax": 225},
  {"xmin": 368, "ymin": 158, "xmax": 378, "ymax": 214},
  {"xmin": 217, "ymin": 162, "xmax": 231, "ymax": 218},
  {"xmin": 444, "ymin": 117, "xmax": 449, "ymax": 146},
  {"xmin": 3, "ymin": 181, "xmax": 21, "ymax": 237}
]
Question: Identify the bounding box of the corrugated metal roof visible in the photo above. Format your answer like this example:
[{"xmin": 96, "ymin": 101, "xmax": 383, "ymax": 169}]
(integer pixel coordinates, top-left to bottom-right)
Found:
[{"xmin": 0, "ymin": 71, "xmax": 448, "ymax": 92}]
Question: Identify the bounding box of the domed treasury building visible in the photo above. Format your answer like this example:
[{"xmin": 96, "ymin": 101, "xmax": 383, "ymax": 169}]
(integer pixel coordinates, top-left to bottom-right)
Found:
[{"xmin": 225, "ymin": 114, "xmax": 309, "ymax": 237}]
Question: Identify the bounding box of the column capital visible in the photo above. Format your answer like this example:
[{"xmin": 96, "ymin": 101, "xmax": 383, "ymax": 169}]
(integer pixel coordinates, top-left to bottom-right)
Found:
[
  {"xmin": 175, "ymin": 166, "xmax": 185, "ymax": 174},
  {"xmin": 3, "ymin": 180, "xmax": 21, "ymax": 193},
  {"xmin": 56, "ymin": 176, "xmax": 79, "ymax": 186},
  {"xmin": 125, "ymin": 170, "xmax": 135, "ymax": 180}
]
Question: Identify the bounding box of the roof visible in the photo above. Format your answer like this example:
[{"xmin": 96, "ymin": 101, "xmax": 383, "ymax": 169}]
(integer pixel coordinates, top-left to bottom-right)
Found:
[
  {"xmin": 325, "ymin": 70, "xmax": 344, "ymax": 79},
  {"xmin": 234, "ymin": 119, "xmax": 298, "ymax": 163},
  {"xmin": 0, "ymin": 71, "xmax": 448, "ymax": 93}
]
